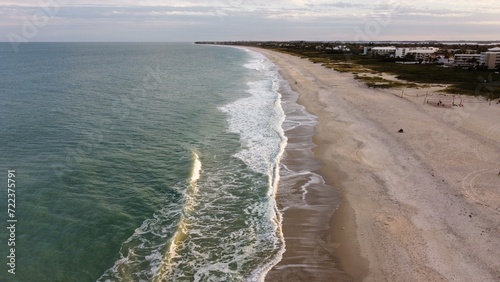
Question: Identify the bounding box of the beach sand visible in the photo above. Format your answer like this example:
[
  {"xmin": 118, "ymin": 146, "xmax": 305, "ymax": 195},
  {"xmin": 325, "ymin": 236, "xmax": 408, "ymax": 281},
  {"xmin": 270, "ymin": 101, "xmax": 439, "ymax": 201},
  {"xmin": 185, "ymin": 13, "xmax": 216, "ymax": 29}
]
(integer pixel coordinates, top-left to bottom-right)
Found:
[{"xmin": 249, "ymin": 48, "xmax": 500, "ymax": 281}]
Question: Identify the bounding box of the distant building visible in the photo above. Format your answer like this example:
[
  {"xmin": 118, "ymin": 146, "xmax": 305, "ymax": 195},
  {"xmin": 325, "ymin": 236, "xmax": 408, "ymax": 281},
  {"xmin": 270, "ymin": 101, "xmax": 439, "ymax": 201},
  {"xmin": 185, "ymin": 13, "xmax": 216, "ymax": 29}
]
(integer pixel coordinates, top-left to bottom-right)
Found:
[
  {"xmin": 362, "ymin": 45, "xmax": 499, "ymax": 69},
  {"xmin": 480, "ymin": 52, "xmax": 500, "ymax": 69},
  {"xmin": 362, "ymin": 46, "xmax": 441, "ymax": 62},
  {"xmin": 333, "ymin": 45, "xmax": 350, "ymax": 52},
  {"xmin": 395, "ymin": 47, "xmax": 440, "ymax": 59},
  {"xmin": 435, "ymin": 55, "xmax": 450, "ymax": 64},
  {"xmin": 454, "ymin": 52, "xmax": 500, "ymax": 69},
  {"xmin": 454, "ymin": 54, "xmax": 481, "ymax": 67},
  {"xmin": 363, "ymin": 46, "xmax": 397, "ymax": 56}
]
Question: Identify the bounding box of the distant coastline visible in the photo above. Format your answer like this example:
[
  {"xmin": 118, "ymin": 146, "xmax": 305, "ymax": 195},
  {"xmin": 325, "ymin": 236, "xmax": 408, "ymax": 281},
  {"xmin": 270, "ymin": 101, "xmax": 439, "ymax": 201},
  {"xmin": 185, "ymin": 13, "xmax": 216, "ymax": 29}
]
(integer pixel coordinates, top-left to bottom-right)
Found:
[{"xmin": 197, "ymin": 41, "xmax": 500, "ymax": 100}]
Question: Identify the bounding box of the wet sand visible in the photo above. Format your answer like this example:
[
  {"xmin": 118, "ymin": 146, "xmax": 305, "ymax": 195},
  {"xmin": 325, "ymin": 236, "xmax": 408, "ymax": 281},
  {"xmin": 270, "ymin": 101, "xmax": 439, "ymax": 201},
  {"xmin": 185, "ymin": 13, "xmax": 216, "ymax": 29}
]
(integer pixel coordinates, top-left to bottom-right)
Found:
[
  {"xmin": 251, "ymin": 48, "xmax": 500, "ymax": 281},
  {"xmin": 265, "ymin": 75, "xmax": 354, "ymax": 281}
]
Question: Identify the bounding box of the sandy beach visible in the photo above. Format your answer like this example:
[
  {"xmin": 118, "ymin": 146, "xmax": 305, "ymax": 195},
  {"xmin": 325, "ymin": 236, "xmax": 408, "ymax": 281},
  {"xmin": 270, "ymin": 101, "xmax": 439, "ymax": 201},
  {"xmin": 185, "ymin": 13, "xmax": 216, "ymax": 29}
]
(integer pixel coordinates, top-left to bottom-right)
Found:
[{"xmin": 250, "ymin": 48, "xmax": 500, "ymax": 281}]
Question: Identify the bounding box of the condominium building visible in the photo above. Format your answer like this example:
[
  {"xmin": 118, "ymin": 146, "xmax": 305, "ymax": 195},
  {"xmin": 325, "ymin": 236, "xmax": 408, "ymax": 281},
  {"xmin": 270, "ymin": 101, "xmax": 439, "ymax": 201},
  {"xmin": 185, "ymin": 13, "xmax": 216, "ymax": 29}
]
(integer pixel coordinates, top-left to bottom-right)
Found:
[
  {"xmin": 395, "ymin": 47, "xmax": 440, "ymax": 58},
  {"xmin": 362, "ymin": 45, "xmax": 499, "ymax": 69},
  {"xmin": 480, "ymin": 52, "xmax": 500, "ymax": 69},
  {"xmin": 363, "ymin": 46, "xmax": 440, "ymax": 59},
  {"xmin": 363, "ymin": 46, "xmax": 397, "ymax": 56},
  {"xmin": 454, "ymin": 54, "xmax": 481, "ymax": 66}
]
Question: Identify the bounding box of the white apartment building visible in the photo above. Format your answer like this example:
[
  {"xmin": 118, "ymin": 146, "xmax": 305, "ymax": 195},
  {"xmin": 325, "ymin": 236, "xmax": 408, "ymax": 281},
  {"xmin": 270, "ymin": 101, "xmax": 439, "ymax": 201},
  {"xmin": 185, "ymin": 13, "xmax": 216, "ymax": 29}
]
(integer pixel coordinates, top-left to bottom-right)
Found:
[
  {"xmin": 453, "ymin": 52, "xmax": 500, "ymax": 69},
  {"xmin": 363, "ymin": 46, "xmax": 440, "ymax": 60},
  {"xmin": 363, "ymin": 46, "xmax": 397, "ymax": 56},
  {"xmin": 362, "ymin": 45, "xmax": 499, "ymax": 69},
  {"xmin": 480, "ymin": 52, "xmax": 500, "ymax": 69},
  {"xmin": 454, "ymin": 54, "xmax": 481, "ymax": 66},
  {"xmin": 395, "ymin": 47, "xmax": 440, "ymax": 58}
]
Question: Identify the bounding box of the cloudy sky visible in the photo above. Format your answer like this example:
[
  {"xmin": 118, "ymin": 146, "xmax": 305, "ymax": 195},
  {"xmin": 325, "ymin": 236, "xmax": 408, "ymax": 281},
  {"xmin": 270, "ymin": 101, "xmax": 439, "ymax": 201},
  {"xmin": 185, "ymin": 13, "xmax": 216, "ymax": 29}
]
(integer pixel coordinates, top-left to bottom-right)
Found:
[{"xmin": 1, "ymin": 0, "xmax": 499, "ymax": 42}]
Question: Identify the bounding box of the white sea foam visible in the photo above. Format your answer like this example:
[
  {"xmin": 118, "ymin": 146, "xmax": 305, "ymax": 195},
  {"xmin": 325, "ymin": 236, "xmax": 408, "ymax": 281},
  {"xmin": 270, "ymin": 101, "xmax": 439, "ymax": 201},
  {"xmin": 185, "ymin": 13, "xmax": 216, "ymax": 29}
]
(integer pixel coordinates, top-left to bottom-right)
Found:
[
  {"xmin": 237, "ymin": 48, "xmax": 339, "ymax": 282},
  {"xmin": 190, "ymin": 152, "xmax": 202, "ymax": 185},
  {"xmin": 219, "ymin": 50, "xmax": 286, "ymax": 176},
  {"xmin": 219, "ymin": 48, "xmax": 289, "ymax": 281},
  {"xmin": 158, "ymin": 152, "xmax": 202, "ymax": 276}
]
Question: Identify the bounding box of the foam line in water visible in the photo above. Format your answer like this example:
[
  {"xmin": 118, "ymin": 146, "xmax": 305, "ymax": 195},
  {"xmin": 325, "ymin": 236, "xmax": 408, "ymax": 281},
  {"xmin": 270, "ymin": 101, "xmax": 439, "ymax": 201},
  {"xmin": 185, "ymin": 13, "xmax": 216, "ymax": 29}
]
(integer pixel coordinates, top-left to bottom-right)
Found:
[
  {"xmin": 226, "ymin": 47, "xmax": 288, "ymax": 281},
  {"xmin": 98, "ymin": 151, "xmax": 203, "ymax": 282},
  {"xmin": 156, "ymin": 151, "xmax": 202, "ymax": 279},
  {"xmin": 300, "ymin": 173, "xmax": 324, "ymax": 201},
  {"xmin": 190, "ymin": 152, "xmax": 202, "ymax": 185}
]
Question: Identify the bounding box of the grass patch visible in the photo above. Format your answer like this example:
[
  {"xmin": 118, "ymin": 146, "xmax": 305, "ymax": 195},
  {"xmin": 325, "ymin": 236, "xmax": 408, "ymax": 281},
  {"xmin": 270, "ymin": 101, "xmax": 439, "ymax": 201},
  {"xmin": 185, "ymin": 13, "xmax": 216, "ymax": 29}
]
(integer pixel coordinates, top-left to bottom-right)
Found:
[
  {"xmin": 323, "ymin": 63, "xmax": 369, "ymax": 73},
  {"xmin": 354, "ymin": 75, "xmax": 420, "ymax": 89}
]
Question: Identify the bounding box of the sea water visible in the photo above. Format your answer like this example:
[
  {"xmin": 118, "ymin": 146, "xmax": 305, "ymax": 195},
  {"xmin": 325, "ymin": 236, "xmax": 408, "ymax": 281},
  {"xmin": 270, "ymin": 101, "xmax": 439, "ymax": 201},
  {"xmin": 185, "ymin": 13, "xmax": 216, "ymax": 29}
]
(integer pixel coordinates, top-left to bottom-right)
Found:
[{"xmin": 0, "ymin": 43, "xmax": 287, "ymax": 281}]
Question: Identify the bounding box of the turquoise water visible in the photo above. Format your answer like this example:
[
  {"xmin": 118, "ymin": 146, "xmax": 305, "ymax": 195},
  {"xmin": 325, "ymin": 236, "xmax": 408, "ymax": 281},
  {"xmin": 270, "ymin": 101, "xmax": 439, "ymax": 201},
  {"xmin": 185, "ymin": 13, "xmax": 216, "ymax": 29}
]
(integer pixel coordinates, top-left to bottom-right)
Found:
[{"xmin": 0, "ymin": 43, "xmax": 286, "ymax": 281}]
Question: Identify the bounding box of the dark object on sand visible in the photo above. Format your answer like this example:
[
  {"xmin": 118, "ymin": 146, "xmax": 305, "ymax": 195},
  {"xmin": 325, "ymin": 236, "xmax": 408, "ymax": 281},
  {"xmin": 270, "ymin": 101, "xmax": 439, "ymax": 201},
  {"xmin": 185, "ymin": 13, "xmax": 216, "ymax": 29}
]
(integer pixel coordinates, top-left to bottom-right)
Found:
[{"xmin": 398, "ymin": 129, "xmax": 404, "ymax": 133}]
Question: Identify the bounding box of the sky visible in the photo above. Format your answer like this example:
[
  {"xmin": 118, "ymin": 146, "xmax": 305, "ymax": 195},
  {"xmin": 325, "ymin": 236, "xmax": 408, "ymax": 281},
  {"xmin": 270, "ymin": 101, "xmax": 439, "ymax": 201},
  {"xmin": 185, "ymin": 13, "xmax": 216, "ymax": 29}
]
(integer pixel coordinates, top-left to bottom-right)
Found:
[{"xmin": 1, "ymin": 0, "xmax": 500, "ymax": 42}]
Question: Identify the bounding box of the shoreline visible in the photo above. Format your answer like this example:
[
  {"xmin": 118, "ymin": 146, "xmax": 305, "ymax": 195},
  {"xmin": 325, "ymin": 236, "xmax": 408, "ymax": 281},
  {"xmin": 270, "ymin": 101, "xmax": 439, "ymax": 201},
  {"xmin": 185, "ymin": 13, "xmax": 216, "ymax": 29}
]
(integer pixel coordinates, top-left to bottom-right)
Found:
[
  {"xmin": 267, "ymin": 57, "xmax": 351, "ymax": 280},
  {"xmin": 247, "ymin": 47, "xmax": 500, "ymax": 281}
]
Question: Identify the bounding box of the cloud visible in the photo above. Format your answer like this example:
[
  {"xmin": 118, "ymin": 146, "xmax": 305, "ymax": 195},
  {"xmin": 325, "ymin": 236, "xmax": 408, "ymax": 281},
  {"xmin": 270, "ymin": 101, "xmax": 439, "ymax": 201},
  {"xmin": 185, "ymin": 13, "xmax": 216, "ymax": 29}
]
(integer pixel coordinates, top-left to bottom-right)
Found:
[
  {"xmin": 1, "ymin": 6, "xmax": 219, "ymax": 20},
  {"xmin": 1, "ymin": 0, "xmax": 499, "ymax": 42},
  {"xmin": 102, "ymin": 8, "xmax": 217, "ymax": 18},
  {"xmin": 395, "ymin": 5, "xmax": 472, "ymax": 17},
  {"xmin": 307, "ymin": 2, "xmax": 365, "ymax": 9}
]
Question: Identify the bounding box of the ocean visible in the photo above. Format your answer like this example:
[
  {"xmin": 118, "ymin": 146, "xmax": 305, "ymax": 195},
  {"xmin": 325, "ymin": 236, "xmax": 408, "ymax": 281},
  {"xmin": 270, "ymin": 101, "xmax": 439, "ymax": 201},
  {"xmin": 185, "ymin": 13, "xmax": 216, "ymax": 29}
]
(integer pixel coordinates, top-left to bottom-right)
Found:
[{"xmin": 0, "ymin": 43, "xmax": 291, "ymax": 281}]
